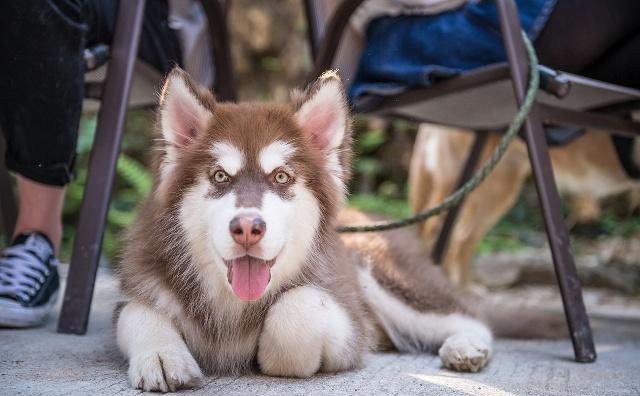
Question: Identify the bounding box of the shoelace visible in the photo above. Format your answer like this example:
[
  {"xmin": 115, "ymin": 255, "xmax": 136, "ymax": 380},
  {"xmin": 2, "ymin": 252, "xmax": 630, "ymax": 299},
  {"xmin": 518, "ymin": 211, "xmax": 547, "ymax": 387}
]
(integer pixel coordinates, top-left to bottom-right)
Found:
[{"xmin": 0, "ymin": 238, "xmax": 58, "ymax": 302}]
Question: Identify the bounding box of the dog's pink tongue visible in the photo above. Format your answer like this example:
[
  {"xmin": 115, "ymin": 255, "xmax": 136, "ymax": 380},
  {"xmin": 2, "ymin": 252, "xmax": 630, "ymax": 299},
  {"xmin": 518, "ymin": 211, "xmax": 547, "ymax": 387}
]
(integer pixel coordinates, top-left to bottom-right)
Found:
[{"xmin": 230, "ymin": 257, "xmax": 271, "ymax": 301}]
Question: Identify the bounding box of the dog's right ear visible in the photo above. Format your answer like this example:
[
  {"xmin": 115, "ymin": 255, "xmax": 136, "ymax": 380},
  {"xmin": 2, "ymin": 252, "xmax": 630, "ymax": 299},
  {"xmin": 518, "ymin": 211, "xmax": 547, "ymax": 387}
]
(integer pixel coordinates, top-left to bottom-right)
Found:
[
  {"xmin": 157, "ymin": 68, "xmax": 214, "ymax": 197},
  {"xmin": 159, "ymin": 67, "xmax": 214, "ymax": 149}
]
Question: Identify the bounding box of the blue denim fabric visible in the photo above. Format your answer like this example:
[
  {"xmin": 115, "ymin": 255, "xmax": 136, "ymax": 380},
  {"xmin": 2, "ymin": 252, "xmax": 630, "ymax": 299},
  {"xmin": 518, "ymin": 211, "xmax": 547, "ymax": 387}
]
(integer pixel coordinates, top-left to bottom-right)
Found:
[{"xmin": 349, "ymin": 0, "xmax": 557, "ymax": 103}]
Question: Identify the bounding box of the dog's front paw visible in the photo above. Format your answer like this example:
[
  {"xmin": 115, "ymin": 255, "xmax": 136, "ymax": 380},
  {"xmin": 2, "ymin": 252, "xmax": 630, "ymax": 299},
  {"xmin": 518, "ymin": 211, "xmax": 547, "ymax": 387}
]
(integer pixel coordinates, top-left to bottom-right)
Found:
[
  {"xmin": 257, "ymin": 287, "xmax": 328, "ymax": 378},
  {"xmin": 438, "ymin": 333, "xmax": 491, "ymax": 373},
  {"xmin": 128, "ymin": 346, "xmax": 203, "ymax": 392},
  {"xmin": 257, "ymin": 323, "xmax": 322, "ymax": 378}
]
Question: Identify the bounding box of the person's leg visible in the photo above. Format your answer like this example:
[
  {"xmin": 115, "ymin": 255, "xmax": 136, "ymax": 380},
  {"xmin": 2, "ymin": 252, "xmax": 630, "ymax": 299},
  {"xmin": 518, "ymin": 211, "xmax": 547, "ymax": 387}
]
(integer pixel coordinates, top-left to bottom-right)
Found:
[
  {"xmin": 0, "ymin": 0, "xmax": 183, "ymax": 327},
  {"xmin": 13, "ymin": 176, "xmax": 66, "ymax": 253},
  {"xmin": 534, "ymin": 1, "xmax": 640, "ymax": 186},
  {"xmin": 1, "ymin": 0, "xmax": 182, "ymax": 252},
  {"xmin": 583, "ymin": 30, "xmax": 640, "ymax": 89},
  {"xmin": 0, "ymin": 1, "xmax": 85, "ymax": 250},
  {"xmin": 535, "ymin": 0, "xmax": 640, "ymax": 74},
  {"xmin": 0, "ymin": 0, "xmax": 85, "ymax": 327}
]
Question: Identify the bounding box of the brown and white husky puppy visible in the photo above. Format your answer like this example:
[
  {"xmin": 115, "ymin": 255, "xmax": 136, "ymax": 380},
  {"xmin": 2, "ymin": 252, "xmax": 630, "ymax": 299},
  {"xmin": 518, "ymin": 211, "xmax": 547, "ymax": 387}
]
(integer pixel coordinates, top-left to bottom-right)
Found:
[{"xmin": 115, "ymin": 68, "xmax": 564, "ymax": 392}]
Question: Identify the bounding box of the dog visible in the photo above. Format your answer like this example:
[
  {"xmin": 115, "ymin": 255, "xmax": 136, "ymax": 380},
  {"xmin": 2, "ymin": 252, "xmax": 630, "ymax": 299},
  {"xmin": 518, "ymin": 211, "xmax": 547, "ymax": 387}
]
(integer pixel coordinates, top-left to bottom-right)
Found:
[
  {"xmin": 115, "ymin": 68, "xmax": 564, "ymax": 392},
  {"xmin": 409, "ymin": 123, "xmax": 640, "ymax": 285}
]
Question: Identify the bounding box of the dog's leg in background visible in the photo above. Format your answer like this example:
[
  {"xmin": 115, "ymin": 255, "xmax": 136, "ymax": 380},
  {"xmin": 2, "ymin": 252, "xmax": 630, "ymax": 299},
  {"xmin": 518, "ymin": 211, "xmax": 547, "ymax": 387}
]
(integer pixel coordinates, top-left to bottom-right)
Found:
[
  {"xmin": 117, "ymin": 301, "xmax": 203, "ymax": 392},
  {"xmin": 409, "ymin": 125, "xmax": 467, "ymax": 253},
  {"xmin": 408, "ymin": 127, "xmax": 436, "ymax": 244},
  {"xmin": 358, "ymin": 269, "xmax": 492, "ymax": 372},
  {"xmin": 443, "ymin": 133, "xmax": 529, "ymax": 284},
  {"xmin": 257, "ymin": 286, "xmax": 359, "ymax": 377},
  {"xmin": 410, "ymin": 124, "xmax": 529, "ymax": 285}
]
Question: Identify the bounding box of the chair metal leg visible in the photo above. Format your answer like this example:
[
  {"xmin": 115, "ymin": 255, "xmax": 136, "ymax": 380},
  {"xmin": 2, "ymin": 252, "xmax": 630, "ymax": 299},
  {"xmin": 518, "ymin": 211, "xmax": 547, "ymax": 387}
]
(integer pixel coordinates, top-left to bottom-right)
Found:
[
  {"xmin": 0, "ymin": 135, "xmax": 17, "ymax": 244},
  {"xmin": 303, "ymin": 0, "xmax": 325, "ymax": 60},
  {"xmin": 199, "ymin": 0, "xmax": 237, "ymax": 102},
  {"xmin": 497, "ymin": 0, "xmax": 596, "ymax": 362},
  {"xmin": 524, "ymin": 112, "xmax": 597, "ymax": 362},
  {"xmin": 432, "ymin": 131, "xmax": 488, "ymax": 264},
  {"xmin": 306, "ymin": 0, "xmax": 366, "ymax": 82},
  {"xmin": 57, "ymin": 0, "xmax": 146, "ymax": 335}
]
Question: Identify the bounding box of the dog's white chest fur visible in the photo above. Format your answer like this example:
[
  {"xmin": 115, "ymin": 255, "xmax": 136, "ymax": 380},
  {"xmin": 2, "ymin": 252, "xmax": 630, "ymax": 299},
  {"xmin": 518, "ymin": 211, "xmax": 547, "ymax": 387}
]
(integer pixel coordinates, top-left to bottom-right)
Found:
[{"xmin": 180, "ymin": 315, "xmax": 261, "ymax": 373}]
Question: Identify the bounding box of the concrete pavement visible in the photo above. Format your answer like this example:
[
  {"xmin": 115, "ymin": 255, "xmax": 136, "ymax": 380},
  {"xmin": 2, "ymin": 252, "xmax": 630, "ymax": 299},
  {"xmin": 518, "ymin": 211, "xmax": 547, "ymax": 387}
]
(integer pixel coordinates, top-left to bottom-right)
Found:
[{"xmin": 2, "ymin": 266, "xmax": 639, "ymax": 395}]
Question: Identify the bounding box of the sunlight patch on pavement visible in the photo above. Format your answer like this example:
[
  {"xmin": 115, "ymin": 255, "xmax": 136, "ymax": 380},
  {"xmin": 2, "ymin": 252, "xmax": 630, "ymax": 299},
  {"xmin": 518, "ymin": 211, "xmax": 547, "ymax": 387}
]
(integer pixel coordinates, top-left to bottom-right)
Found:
[
  {"xmin": 408, "ymin": 373, "xmax": 515, "ymax": 396},
  {"xmin": 593, "ymin": 343, "xmax": 621, "ymax": 354}
]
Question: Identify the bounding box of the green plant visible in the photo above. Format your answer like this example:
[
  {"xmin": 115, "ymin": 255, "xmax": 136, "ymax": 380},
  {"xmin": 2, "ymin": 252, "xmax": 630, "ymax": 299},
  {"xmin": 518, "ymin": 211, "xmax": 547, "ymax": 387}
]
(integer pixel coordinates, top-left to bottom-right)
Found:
[
  {"xmin": 61, "ymin": 110, "xmax": 154, "ymax": 262},
  {"xmin": 348, "ymin": 194, "xmax": 410, "ymax": 219}
]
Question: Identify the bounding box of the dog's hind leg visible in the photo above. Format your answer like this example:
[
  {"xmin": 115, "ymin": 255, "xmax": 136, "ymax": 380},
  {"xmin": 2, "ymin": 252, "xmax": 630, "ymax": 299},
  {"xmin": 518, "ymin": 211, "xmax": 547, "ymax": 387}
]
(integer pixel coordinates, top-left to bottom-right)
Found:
[
  {"xmin": 257, "ymin": 286, "xmax": 361, "ymax": 378},
  {"xmin": 116, "ymin": 301, "xmax": 203, "ymax": 392},
  {"xmin": 358, "ymin": 269, "xmax": 492, "ymax": 372},
  {"xmin": 410, "ymin": 125, "xmax": 530, "ymax": 285},
  {"xmin": 409, "ymin": 124, "xmax": 467, "ymax": 253}
]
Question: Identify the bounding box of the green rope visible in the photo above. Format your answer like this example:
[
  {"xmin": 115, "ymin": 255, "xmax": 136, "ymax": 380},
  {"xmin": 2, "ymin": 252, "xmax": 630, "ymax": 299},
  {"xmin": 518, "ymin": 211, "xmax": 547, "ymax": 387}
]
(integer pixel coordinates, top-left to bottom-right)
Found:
[{"xmin": 337, "ymin": 32, "xmax": 539, "ymax": 233}]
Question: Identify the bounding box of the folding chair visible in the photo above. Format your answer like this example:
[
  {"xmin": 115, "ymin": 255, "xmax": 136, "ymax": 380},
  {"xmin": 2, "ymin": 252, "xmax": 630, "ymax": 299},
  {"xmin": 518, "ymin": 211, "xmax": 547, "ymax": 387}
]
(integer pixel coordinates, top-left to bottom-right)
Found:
[
  {"xmin": 304, "ymin": 0, "xmax": 640, "ymax": 363},
  {"xmin": 0, "ymin": 0, "xmax": 236, "ymax": 335}
]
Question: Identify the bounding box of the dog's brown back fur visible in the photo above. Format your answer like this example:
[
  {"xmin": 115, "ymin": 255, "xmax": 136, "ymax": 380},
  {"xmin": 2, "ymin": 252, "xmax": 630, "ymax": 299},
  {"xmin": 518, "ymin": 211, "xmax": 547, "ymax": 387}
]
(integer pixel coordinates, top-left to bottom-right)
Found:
[{"xmin": 339, "ymin": 209, "xmax": 566, "ymax": 340}]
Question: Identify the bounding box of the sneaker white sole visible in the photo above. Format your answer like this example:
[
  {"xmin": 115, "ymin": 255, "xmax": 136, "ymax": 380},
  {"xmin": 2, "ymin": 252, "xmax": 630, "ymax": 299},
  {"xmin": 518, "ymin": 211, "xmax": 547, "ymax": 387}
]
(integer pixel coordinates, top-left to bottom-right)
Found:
[{"xmin": 0, "ymin": 291, "xmax": 59, "ymax": 328}]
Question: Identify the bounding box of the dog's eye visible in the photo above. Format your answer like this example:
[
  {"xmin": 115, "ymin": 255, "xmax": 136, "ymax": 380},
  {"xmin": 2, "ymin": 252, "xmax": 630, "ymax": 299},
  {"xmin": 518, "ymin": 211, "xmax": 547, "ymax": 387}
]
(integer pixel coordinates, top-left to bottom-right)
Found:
[
  {"xmin": 213, "ymin": 170, "xmax": 230, "ymax": 183},
  {"xmin": 274, "ymin": 171, "xmax": 290, "ymax": 184}
]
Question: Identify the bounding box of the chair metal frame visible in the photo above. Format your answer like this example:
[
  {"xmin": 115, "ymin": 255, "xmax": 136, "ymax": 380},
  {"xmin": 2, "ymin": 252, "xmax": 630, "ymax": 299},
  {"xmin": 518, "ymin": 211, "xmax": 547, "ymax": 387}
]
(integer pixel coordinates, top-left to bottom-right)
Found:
[
  {"xmin": 0, "ymin": 0, "xmax": 237, "ymax": 335},
  {"xmin": 299, "ymin": 0, "xmax": 637, "ymax": 363}
]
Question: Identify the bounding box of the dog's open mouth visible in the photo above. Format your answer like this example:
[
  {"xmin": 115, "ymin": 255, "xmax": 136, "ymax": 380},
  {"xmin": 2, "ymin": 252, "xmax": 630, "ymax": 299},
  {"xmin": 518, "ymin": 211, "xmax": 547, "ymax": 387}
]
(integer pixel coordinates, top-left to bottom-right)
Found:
[{"xmin": 224, "ymin": 256, "xmax": 275, "ymax": 301}]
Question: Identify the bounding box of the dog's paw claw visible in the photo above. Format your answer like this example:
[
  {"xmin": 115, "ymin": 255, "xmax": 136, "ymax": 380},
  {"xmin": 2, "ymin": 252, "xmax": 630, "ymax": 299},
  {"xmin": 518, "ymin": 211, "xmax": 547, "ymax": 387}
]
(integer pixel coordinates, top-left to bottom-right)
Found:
[
  {"xmin": 128, "ymin": 347, "xmax": 203, "ymax": 392},
  {"xmin": 439, "ymin": 333, "xmax": 491, "ymax": 373}
]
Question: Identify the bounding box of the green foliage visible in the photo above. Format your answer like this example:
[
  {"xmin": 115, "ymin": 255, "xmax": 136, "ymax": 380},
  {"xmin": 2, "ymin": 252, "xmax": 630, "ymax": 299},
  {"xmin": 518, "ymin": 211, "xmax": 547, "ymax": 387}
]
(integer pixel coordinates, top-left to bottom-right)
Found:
[
  {"xmin": 477, "ymin": 190, "xmax": 640, "ymax": 253},
  {"xmin": 107, "ymin": 154, "xmax": 152, "ymax": 228},
  {"xmin": 477, "ymin": 223, "xmax": 531, "ymax": 254},
  {"xmin": 348, "ymin": 194, "xmax": 411, "ymax": 219},
  {"xmin": 476, "ymin": 190, "xmax": 543, "ymax": 253},
  {"xmin": 354, "ymin": 126, "xmax": 386, "ymax": 155},
  {"xmin": 598, "ymin": 210, "xmax": 640, "ymax": 238},
  {"xmin": 355, "ymin": 158, "xmax": 382, "ymax": 178},
  {"xmin": 261, "ymin": 56, "xmax": 283, "ymax": 72},
  {"xmin": 61, "ymin": 110, "xmax": 153, "ymax": 262},
  {"xmin": 116, "ymin": 153, "xmax": 152, "ymax": 197}
]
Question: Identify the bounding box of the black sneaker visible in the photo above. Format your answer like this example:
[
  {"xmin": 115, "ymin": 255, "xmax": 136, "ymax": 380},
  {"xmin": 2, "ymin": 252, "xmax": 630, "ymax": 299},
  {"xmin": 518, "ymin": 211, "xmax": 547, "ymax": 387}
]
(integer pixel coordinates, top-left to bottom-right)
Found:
[{"xmin": 0, "ymin": 232, "xmax": 60, "ymax": 327}]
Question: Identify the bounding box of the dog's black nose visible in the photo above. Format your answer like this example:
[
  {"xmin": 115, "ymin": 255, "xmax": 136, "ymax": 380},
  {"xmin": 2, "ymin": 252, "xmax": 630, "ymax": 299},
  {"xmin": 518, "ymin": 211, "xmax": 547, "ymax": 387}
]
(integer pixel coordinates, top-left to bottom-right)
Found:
[{"xmin": 229, "ymin": 215, "xmax": 266, "ymax": 248}]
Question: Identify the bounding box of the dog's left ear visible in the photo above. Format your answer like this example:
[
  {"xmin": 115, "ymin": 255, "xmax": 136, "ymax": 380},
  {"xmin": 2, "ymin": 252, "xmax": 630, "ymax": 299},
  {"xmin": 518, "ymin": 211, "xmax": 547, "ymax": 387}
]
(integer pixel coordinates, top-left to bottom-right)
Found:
[
  {"xmin": 294, "ymin": 71, "xmax": 349, "ymax": 153},
  {"xmin": 156, "ymin": 68, "xmax": 215, "ymax": 199},
  {"xmin": 159, "ymin": 67, "xmax": 214, "ymax": 149}
]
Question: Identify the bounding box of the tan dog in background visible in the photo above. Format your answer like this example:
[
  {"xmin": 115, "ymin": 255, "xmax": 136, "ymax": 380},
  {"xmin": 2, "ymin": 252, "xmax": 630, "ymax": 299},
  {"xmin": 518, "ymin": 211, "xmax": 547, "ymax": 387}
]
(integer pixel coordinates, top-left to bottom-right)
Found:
[{"xmin": 409, "ymin": 123, "xmax": 640, "ymax": 285}]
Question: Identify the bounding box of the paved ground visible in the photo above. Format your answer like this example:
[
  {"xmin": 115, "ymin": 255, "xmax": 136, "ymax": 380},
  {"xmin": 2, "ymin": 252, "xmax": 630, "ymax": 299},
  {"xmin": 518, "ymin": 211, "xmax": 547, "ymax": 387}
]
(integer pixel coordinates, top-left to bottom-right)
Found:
[{"xmin": 2, "ymin": 266, "xmax": 639, "ymax": 396}]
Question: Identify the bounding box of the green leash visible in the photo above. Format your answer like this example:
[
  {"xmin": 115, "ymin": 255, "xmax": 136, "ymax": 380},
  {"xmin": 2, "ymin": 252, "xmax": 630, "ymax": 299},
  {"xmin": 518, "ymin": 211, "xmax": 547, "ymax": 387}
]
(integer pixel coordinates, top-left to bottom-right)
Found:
[{"xmin": 337, "ymin": 33, "xmax": 540, "ymax": 233}]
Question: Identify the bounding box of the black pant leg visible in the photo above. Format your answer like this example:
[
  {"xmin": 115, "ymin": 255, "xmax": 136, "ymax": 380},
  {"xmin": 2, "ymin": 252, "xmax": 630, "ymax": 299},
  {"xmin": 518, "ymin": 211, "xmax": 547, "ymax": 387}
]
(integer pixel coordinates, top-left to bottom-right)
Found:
[
  {"xmin": 583, "ymin": 31, "xmax": 640, "ymax": 89},
  {"xmin": 0, "ymin": 0, "xmax": 182, "ymax": 187},
  {"xmin": 0, "ymin": 0, "xmax": 86, "ymax": 186},
  {"xmin": 534, "ymin": 0, "xmax": 640, "ymax": 86}
]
